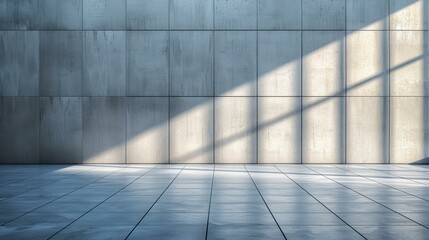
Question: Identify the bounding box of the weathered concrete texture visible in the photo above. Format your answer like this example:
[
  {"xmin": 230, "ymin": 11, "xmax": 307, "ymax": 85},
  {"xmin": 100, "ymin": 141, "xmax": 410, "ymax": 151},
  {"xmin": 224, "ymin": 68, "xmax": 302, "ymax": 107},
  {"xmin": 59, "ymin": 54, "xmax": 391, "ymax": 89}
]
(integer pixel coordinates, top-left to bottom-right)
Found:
[
  {"xmin": 347, "ymin": 97, "xmax": 389, "ymax": 164},
  {"xmin": 127, "ymin": 31, "xmax": 169, "ymax": 96},
  {"xmin": 127, "ymin": 97, "xmax": 168, "ymax": 163},
  {"xmin": 215, "ymin": 97, "xmax": 257, "ymax": 163},
  {"xmin": 258, "ymin": 31, "xmax": 301, "ymax": 96},
  {"xmin": 127, "ymin": 0, "xmax": 168, "ymax": 30},
  {"xmin": 170, "ymin": 0, "xmax": 213, "ymax": 29},
  {"xmin": 258, "ymin": 0, "xmax": 301, "ymax": 30},
  {"xmin": 215, "ymin": 31, "xmax": 257, "ymax": 96},
  {"xmin": 83, "ymin": 97, "xmax": 126, "ymax": 163},
  {"xmin": 347, "ymin": 0, "xmax": 388, "ymax": 31},
  {"xmin": 170, "ymin": 31, "xmax": 213, "ymax": 96},
  {"xmin": 0, "ymin": 0, "xmax": 39, "ymax": 30},
  {"xmin": 390, "ymin": 0, "xmax": 429, "ymax": 30},
  {"xmin": 302, "ymin": 97, "xmax": 345, "ymax": 164},
  {"xmin": 390, "ymin": 97, "xmax": 429, "ymax": 164},
  {"xmin": 83, "ymin": 0, "xmax": 125, "ymax": 30},
  {"xmin": 40, "ymin": 97, "xmax": 82, "ymax": 164},
  {"xmin": 0, "ymin": 31, "xmax": 39, "ymax": 96},
  {"xmin": 170, "ymin": 97, "xmax": 214, "ymax": 163},
  {"xmin": 83, "ymin": 31, "xmax": 126, "ymax": 96},
  {"xmin": 390, "ymin": 31, "xmax": 429, "ymax": 97},
  {"xmin": 0, "ymin": 97, "xmax": 39, "ymax": 163},
  {"xmin": 40, "ymin": 31, "xmax": 82, "ymax": 96},
  {"xmin": 346, "ymin": 31, "xmax": 389, "ymax": 96},
  {"xmin": 215, "ymin": 0, "xmax": 257, "ymax": 29},
  {"xmin": 303, "ymin": 31, "xmax": 345, "ymax": 96},
  {"xmin": 39, "ymin": 0, "xmax": 82, "ymax": 30},
  {"xmin": 302, "ymin": 0, "xmax": 345, "ymax": 30},
  {"xmin": 258, "ymin": 97, "xmax": 301, "ymax": 163}
]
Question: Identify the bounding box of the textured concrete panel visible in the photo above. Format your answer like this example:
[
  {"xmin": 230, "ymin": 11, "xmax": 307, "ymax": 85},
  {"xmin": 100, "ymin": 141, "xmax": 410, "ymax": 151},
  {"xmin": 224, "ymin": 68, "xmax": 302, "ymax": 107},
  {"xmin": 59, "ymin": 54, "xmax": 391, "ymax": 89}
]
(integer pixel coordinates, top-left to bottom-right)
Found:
[
  {"xmin": 40, "ymin": 97, "xmax": 82, "ymax": 164},
  {"xmin": 258, "ymin": 31, "xmax": 301, "ymax": 96},
  {"xmin": 347, "ymin": 97, "xmax": 389, "ymax": 164},
  {"xmin": 127, "ymin": 97, "xmax": 168, "ymax": 163},
  {"xmin": 0, "ymin": 0, "xmax": 39, "ymax": 30},
  {"xmin": 303, "ymin": 31, "xmax": 345, "ymax": 96},
  {"xmin": 170, "ymin": 97, "xmax": 214, "ymax": 163},
  {"xmin": 215, "ymin": 97, "xmax": 257, "ymax": 163},
  {"xmin": 215, "ymin": 31, "xmax": 257, "ymax": 96},
  {"xmin": 258, "ymin": 0, "xmax": 301, "ymax": 30},
  {"xmin": 127, "ymin": 0, "xmax": 168, "ymax": 30},
  {"xmin": 391, "ymin": 97, "xmax": 429, "ymax": 164},
  {"xmin": 215, "ymin": 0, "xmax": 257, "ymax": 29},
  {"xmin": 258, "ymin": 97, "xmax": 301, "ymax": 163},
  {"xmin": 40, "ymin": 31, "xmax": 82, "ymax": 96},
  {"xmin": 127, "ymin": 31, "xmax": 169, "ymax": 96},
  {"xmin": 391, "ymin": 0, "xmax": 429, "ymax": 30},
  {"xmin": 390, "ymin": 31, "xmax": 429, "ymax": 96},
  {"xmin": 0, "ymin": 97, "xmax": 39, "ymax": 163},
  {"xmin": 347, "ymin": 31, "xmax": 389, "ymax": 96},
  {"xmin": 170, "ymin": 0, "xmax": 213, "ymax": 29},
  {"xmin": 0, "ymin": 31, "xmax": 39, "ymax": 96},
  {"xmin": 302, "ymin": 97, "xmax": 345, "ymax": 164},
  {"xmin": 39, "ymin": 0, "xmax": 82, "ymax": 30},
  {"xmin": 83, "ymin": 31, "xmax": 126, "ymax": 96},
  {"xmin": 83, "ymin": 0, "xmax": 125, "ymax": 30},
  {"xmin": 83, "ymin": 97, "xmax": 126, "ymax": 163},
  {"xmin": 302, "ymin": 0, "xmax": 345, "ymax": 30},
  {"xmin": 346, "ymin": 0, "xmax": 389, "ymax": 30},
  {"xmin": 170, "ymin": 31, "xmax": 213, "ymax": 96}
]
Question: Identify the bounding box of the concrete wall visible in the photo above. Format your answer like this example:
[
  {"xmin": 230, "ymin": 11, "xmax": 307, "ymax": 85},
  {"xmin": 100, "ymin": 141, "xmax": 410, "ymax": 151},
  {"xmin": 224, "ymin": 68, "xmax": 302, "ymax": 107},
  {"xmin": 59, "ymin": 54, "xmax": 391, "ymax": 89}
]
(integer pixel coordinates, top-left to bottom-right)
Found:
[{"xmin": 0, "ymin": 0, "xmax": 428, "ymax": 164}]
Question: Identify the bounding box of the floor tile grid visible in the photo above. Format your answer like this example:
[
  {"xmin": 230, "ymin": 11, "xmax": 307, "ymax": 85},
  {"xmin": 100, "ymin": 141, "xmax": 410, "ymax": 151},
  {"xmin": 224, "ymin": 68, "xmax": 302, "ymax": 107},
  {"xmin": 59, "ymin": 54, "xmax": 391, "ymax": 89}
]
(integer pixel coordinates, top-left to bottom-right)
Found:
[
  {"xmin": 273, "ymin": 165, "xmax": 367, "ymax": 239},
  {"xmin": 361, "ymin": 165, "xmax": 429, "ymax": 187},
  {"xmin": 0, "ymin": 167, "xmax": 59, "ymax": 188},
  {"xmin": 123, "ymin": 165, "xmax": 186, "ymax": 239},
  {"xmin": 0, "ymin": 166, "xmax": 128, "ymax": 226},
  {"xmin": 306, "ymin": 165, "xmax": 429, "ymax": 230},
  {"xmin": 205, "ymin": 165, "xmax": 215, "ymax": 240},
  {"xmin": 46, "ymin": 165, "xmax": 159, "ymax": 239},
  {"xmin": 243, "ymin": 164, "xmax": 288, "ymax": 240}
]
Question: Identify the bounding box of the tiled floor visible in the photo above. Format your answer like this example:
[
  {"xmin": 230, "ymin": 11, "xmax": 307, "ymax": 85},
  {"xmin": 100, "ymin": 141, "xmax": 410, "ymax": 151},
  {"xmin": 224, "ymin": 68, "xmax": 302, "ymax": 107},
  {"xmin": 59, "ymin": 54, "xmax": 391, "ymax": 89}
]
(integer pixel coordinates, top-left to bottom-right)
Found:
[{"xmin": 0, "ymin": 164, "xmax": 429, "ymax": 240}]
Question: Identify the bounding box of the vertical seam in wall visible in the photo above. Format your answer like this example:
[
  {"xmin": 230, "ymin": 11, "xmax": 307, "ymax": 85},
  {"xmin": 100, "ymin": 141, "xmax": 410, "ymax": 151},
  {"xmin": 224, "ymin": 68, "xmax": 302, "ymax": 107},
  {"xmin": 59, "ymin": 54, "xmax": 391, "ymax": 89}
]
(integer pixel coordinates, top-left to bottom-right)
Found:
[
  {"xmin": 256, "ymin": 0, "xmax": 259, "ymax": 164},
  {"xmin": 213, "ymin": 0, "xmax": 216, "ymax": 164},
  {"xmin": 38, "ymin": 30, "xmax": 41, "ymax": 164},
  {"xmin": 344, "ymin": 0, "xmax": 347, "ymax": 164},
  {"xmin": 168, "ymin": 0, "xmax": 171, "ymax": 164},
  {"xmin": 81, "ymin": 0, "xmax": 84, "ymax": 163},
  {"xmin": 300, "ymin": 0, "xmax": 303, "ymax": 164},
  {"xmin": 388, "ymin": 0, "xmax": 391, "ymax": 164},
  {"xmin": 125, "ymin": 0, "xmax": 128, "ymax": 164}
]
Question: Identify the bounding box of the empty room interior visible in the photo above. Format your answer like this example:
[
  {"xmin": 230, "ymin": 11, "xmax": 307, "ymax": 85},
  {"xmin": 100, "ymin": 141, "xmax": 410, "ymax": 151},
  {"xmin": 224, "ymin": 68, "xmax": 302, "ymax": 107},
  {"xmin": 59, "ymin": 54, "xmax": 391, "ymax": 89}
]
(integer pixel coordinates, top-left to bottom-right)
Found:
[{"xmin": 1, "ymin": 0, "xmax": 429, "ymax": 239}]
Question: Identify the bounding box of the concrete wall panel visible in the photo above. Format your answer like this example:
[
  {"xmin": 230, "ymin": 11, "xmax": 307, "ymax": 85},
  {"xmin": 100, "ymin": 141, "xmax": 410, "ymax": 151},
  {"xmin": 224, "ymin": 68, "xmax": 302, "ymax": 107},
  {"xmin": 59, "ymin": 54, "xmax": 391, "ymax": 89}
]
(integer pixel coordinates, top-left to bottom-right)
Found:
[
  {"xmin": 170, "ymin": 0, "xmax": 213, "ymax": 30},
  {"xmin": 170, "ymin": 97, "xmax": 214, "ymax": 163},
  {"xmin": 127, "ymin": 97, "xmax": 168, "ymax": 163},
  {"xmin": 303, "ymin": 0, "xmax": 345, "ymax": 30},
  {"xmin": 0, "ymin": 0, "xmax": 39, "ymax": 30},
  {"xmin": 83, "ymin": 0, "xmax": 125, "ymax": 30},
  {"xmin": 83, "ymin": 31, "xmax": 126, "ymax": 96},
  {"xmin": 127, "ymin": 0, "xmax": 168, "ymax": 30},
  {"xmin": 258, "ymin": 97, "xmax": 301, "ymax": 163},
  {"xmin": 346, "ymin": 0, "xmax": 389, "ymax": 30},
  {"xmin": 215, "ymin": 0, "xmax": 257, "ymax": 29},
  {"xmin": 390, "ymin": 0, "xmax": 429, "ymax": 30},
  {"xmin": 39, "ymin": 0, "xmax": 82, "ymax": 30},
  {"xmin": 0, "ymin": 31, "xmax": 39, "ymax": 96},
  {"xmin": 0, "ymin": 97, "xmax": 39, "ymax": 163},
  {"xmin": 40, "ymin": 97, "xmax": 82, "ymax": 163},
  {"xmin": 258, "ymin": 0, "xmax": 301, "ymax": 30}
]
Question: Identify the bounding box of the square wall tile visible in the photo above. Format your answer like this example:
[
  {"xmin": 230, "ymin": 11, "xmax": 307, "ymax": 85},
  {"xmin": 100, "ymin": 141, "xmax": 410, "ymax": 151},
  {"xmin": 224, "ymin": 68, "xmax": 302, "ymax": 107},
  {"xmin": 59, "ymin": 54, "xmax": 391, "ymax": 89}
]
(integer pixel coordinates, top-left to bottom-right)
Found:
[
  {"xmin": 347, "ymin": 97, "xmax": 389, "ymax": 164},
  {"xmin": 127, "ymin": 0, "xmax": 168, "ymax": 30},
  {"xmin": 170, "ymin": 31, "xmax": 214, "ymax": 96},
  {"xmin": 258, "ymin": 97, "xmax": 301, "ymax": 163},
  {"xmin": 347, "ymin": 31, "xmax": 389, "ymax": 96},
  {"xmin": 258, "ymin": 31, "xmax": 301, "ymax": 96},
  {"xmin": 127, "ymin": 97, "xmax": 168, "ymax": 163},
  {"xmin": 0, "ymin": 97, "xmax": 39, "ymax": 163},
  {"xmin": 127, "ymin": 31, "xmax": 169, "ymax": 96},
  {"xmin": 303, "ymin": 31, "xmax": 345, "ymax": 96},
  {"xmin": 83, "ymin": 97, "xmax": 126, "ymax": 163},
  {"xmin": 0, "ymin": 31, "xmax": 39, "ymax": 96},
  {"xmin": 0, "ymin": 0, "xmax": 39, "ymax": 30},
  {"xmin": 215, "ymin": 97, "xmax": 257, "ymax": 163},
  {"xmin": 40, "ymin": 97, "xmax": 82, "ymax": 163},
  {"xmin": 83, "ymin": 0, "xmax": 125, "ymax": 30},
  {"xmin": 346, "ymin": 0, "xmax": 389, "ymax": 30},
  {"xmin": 83, "ymin": 31, "xmax": 126, "ymax": 96},
  {"xmin": 303, "ymin": 0, "xmax": 345, "ymax": 30},
  {"xmin": 215, "ymin": 0, "xmax": 257, "ymax": 29},
  {"xmin": 258, "ymin": 0, "xmax": 301, "ymax": 30},
  {"xmin": 170, "ymin": 0, "xmax": 213, "ymax": 29},
  {"xmin": 170, "ymin": 97, "xmax": 214, "ymax": 163},
  {"xmin": 39, "ymin": 0, "xmax": 82, "ymax": 30},
  {"xmin": 302, "ymin": 97, "xmax": 345, "ymax": 164},
  {"xmin": 215, "ymin": 31, "xmax": 257, "ymax": 96},
  {"xmin": 40, "ymin": 31, "xmax": 82, "ymax": 96},
  {"xmin": 390, "ymin": 0, "xmax": 429, "ymax": 30}
]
